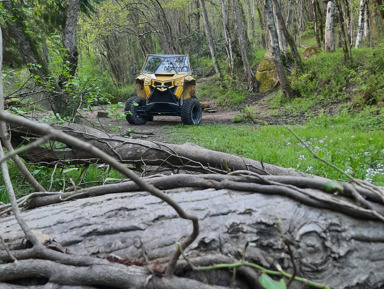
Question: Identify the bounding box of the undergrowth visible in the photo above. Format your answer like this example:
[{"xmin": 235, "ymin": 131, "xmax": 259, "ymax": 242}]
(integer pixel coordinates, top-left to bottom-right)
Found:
[{"xmin": 0, "ymin": 163, "xmax": 125, "ymax": 203}]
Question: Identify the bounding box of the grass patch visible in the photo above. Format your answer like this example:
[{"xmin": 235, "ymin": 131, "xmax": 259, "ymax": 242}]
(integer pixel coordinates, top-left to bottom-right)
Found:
[
  {"xmin": 165, "ymin": 120, "xmax": 384, "ymax": 185},
  {"xmin": 0, "ymin": 162, "xmax": 125, "ymax": 202},
  {"xmin": 198, "ymin": 76, "xmax": 252, "ymax": 107}
]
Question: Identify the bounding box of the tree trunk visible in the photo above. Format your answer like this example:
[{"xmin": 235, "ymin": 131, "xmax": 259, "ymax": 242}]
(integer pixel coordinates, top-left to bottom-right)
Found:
[
  {"xmin": 335, "ymin": 0, "xmax": 351, "ymax": 62},
  {"xmin": 1, "ymin": 112, "xmax": 384, "ymax": 289},
  {"xmin": 271, "ymin": 0, "xmax": 303, "ymax": 71},
  {"xmin": 312, "ymin": 0, "xmax": 322, "ymax": 47},
  {"xmin": 317, "ymin": 0, "xmax": 325, "ymax": 44},
  {"xmin": 220, "ymin": 0, "xmax": 234, "ymax": 76},
  {"xmin": 264, "ymin": 0, "xmax": 293, "ymax": 98},
  {"xmin": 63, "ymin": 0, "xmax": 80, "ymax": 77},
  {"xmin": 374, "ymin": 0, "xmax": 384, "ymax": 21},
  {"xmin": 198, "ymin": 0, "xmax": 221, "ymax": 78},
  {"xmin": 341, "ymin": 0, "xmax": 353, "ymax": 49},
  {"xmin": 231, "ymin": 0, "xmax": 257, "ymax": 91},
  {"xmin": 257, "ymin": 7, "xmax": 267, "ymax": 48},
  {"xmin": 57, "ymin": 0, "xmax": 81, "ymax": 119},
  {"xmin": 355, "ymin": 0, "xmax": 367, "ymax": 48},
  {"xmin": 324, "ymin": 0, "xmax": 336, "ymax": 51},
  {"xmin": 272, "ymin": 0, "xmax": 288, "ymax": 57},
  {"xmin": 2, "ymin": 1, "xmax": 48, "ymax": 80},
  {"xmin": 1, "ymin": 174, "xmax": 384, "ymax": 288},
  {"xmin": 364, "ymin": 1, "xmax": 372, "ymax": 47},
  {"xmin": 9, "ymin": 123, "xmax": 303, "ymax": 177}
]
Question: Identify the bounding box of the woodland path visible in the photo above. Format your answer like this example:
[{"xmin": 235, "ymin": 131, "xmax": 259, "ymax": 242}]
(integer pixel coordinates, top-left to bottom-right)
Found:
[{"xmin": 77, "ymin": 92, "xmax": 303, "ymax": 143}]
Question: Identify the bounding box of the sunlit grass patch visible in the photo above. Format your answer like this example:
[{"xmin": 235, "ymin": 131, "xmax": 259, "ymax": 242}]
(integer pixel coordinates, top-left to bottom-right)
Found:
[{"xmin": 165, "ymin": 123, "xmax": 384, "ymax": 185}]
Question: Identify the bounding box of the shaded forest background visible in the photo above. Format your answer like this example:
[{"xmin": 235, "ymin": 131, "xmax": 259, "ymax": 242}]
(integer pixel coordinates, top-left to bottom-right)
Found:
[{"xmin": 2, "ymin": 0, "xmax": 384, "ymax": 116}]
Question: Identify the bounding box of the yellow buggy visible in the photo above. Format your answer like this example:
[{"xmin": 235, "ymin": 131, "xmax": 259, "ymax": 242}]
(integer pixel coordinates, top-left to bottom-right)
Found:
[{"xmin": 126, "ymin": 54, "xmax": 202, "ymax": 125}]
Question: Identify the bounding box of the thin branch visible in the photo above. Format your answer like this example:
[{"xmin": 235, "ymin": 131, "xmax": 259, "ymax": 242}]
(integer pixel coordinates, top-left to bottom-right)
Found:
[
  {"xmin": 0, "ymin": 111, "xmax": 199, "ymax": 276},
  {"xmin": 0, "ymin": 135, "xmax": 51, "ymax": 164},
  {"xmin": 0, "ymin": 236, "xmax": 17, "ymax": 262}
]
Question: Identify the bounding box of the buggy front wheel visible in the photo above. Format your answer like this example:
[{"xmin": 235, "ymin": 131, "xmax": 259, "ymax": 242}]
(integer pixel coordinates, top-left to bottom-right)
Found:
[
  {"xmin": 181, "ymin": 98, "xmax": 202, "ymax": 125},
  {"xmin": 125, "ymin": 96, "xmax": 147, "ymax": 125}
]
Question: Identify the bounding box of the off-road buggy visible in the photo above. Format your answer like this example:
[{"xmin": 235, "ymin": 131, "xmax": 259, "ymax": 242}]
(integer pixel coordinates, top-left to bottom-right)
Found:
[{"xmin": 125, "ymin": 54, "xmax": 203, "ymax": 125}]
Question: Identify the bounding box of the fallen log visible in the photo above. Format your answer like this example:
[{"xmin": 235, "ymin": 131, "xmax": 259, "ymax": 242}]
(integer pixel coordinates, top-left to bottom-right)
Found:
[
  {"xmin": 1, "ymin": 112, "xmax": 384, "ymax": 289},
  {"xmin": 9, "ymin": 122, "xmax": 303, "ymax": 176},
  {"xmin": 1, "ymin": 175, "xmax": 384, "ymax": 289}
]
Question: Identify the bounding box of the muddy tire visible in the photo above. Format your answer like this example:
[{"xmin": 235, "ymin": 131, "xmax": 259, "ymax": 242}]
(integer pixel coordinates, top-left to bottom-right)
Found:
[
  {"xmin": 181, "ymin": 98, "xmax": 202, "ymax": 125},
  {"xmin": 125, "ymin": 96, "xmax": 147, "ymax": 125}
]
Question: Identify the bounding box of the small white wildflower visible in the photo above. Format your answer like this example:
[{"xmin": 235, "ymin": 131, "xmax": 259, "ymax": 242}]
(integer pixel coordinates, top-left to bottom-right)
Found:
[
  {"xmin": 345, "ymin": 168, "xmax": 353, "ymax": 174},
  {"xmin": 306, "ymin": 166, "xmax": 313, "ymax": 172}
]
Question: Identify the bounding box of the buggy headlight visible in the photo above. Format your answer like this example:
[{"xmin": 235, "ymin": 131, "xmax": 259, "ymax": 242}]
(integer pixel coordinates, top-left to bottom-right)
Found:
[
  {"xmin": 144, "ymin": 77, "xmax": 151, "ymax": 85},
  {"xmin": 174, "ymin": 78, "xmax": 184, "ymax": 87}
]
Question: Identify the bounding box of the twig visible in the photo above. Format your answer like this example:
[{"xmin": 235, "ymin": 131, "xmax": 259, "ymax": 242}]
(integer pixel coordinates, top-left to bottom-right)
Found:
[
  {"xmin": 0, "ymin": 236, "xmax": 17, "ymax": 262},
  {"xmin": 177, "ymin": 243, "xmax": 331, "ymax": 289},
  {"xmin": 276, "ymin": 264, "xmax": 330, "ymax": 289},
  {"xmin": 0, "ymin": 135, "xmax": 51, "ymax": 164},
  {"xmin": 284, "ymin": 239, "xmax": 296, "ymax": 288},
  {"xmin": 0, "ymin": 111, "xmax": 200, "ymax": 277}
]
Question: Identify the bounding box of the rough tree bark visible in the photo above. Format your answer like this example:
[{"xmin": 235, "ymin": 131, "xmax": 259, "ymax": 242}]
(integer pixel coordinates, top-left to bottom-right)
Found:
[
  {"xmin": 312, "ymin": 0, "xmax": 322, "ymax": 47},
  {"xmin": 1, "ymin": 112, "xmax": 384, "ymax": 288},
  {"xmin": 231, "ymin": 0, "xmax": 257, "ymax": 91},
  {"xmin": 264, "ymin": 0, "xmax": 293, "ymax": 98},
  {"xmin": 272, "ymin": 0, "xmax": 288, "ymax": 57},
  {"xmin": 1, "ymin": 174, "xmax": 384, "ymax": 288},
  {"xmin": 63, "ymin": 0, "xmax": 80, "ymax": 77},
  {"xmin": 324, "ymin": 0, "xmax": 336, "ymax": 51},
  {"xmin": 271, "ymin": 0, "xmax": 303, "ymax": 71}
]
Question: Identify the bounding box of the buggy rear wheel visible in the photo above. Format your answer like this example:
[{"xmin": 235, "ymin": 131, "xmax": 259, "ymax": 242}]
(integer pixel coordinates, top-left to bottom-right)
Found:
[
  {"xmin": 181, "ymin": 98, "xmax": 202, "ymax": 125},
  {"xmin": 125, "ymin": 96, "xmax": 147, "ymax": 125}
]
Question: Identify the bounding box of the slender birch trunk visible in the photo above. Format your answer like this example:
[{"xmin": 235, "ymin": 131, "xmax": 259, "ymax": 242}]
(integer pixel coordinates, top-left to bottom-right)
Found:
[
  {"xmin": 355, "ymin": 0, "xmax": 367, "ymax": 48},
  {"xmin": 324, "ymin": 0, "xmax": 335, "ymax": 51},
  {"xmin": 264, "ymin": 0, "xmax": 293, "ymax": 98},
  {"xmin": 198, "ymin": 0, "xmax": 221, "ymax": 77}
]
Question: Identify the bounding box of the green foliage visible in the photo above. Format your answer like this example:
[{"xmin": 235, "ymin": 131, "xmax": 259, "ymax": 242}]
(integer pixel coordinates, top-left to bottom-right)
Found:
[
  {"xmin": 0, "ymin": 162, "xmax": 125, "ymax": 200},
  {"xmin": 198, "ymin": 74, "xmax": 251, "ymax": 107},
  {"xmin": 233, "ymin": 105, "xmax": 268, "ymax": 124},
  {"xmin": 259, "ymin": 274, "xmax": 286, "ymax": 289},
  {"xmin": 268, "ymin": 45, "xmax": 384, "ymax": 117},
  {"xmin": 166, "ymin": 121, "xmax": 384, "ymax": 185}
]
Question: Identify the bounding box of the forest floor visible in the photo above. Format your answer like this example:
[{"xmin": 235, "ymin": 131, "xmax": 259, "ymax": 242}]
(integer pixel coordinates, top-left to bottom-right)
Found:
[{"xmin": 82, "ymin": 92, "xmax": 307, "ymax": 143}]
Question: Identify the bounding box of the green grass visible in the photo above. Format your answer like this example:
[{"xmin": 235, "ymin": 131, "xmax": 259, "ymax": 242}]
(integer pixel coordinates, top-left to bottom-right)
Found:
[
  {"xmin": 165, "ymin": 119, "xmax": 384, "ymax": 185},
  {"xmin": 0, "ymin": 163, "xmax": 125, "ymax": 203}
]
